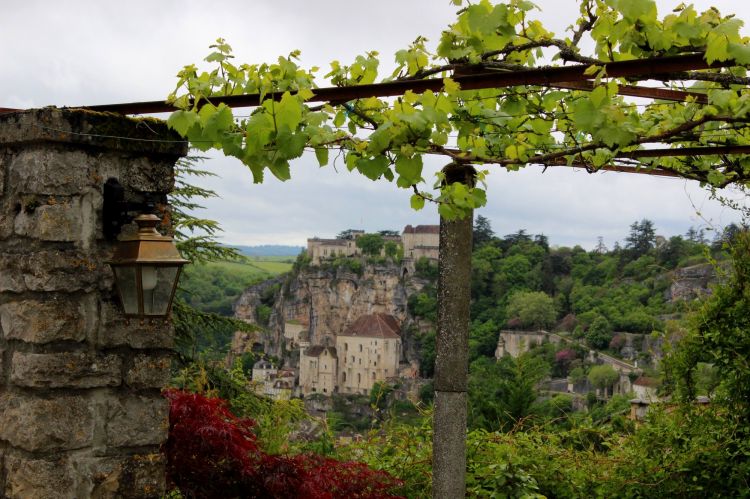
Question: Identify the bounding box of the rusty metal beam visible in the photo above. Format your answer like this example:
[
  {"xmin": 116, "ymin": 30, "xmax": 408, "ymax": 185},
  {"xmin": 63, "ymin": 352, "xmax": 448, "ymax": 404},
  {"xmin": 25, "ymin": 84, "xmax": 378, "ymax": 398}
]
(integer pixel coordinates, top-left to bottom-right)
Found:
[
  {"xmin": 552, "ymin": 81, "xmax": 708, "ymax": 104},
  {"xmin": 0, "ymin": 107, "xmax": 20, "ymax": 114},
  {"xmin": 76, "ymin": 53, "xmax": 722, "ymax": 115}
]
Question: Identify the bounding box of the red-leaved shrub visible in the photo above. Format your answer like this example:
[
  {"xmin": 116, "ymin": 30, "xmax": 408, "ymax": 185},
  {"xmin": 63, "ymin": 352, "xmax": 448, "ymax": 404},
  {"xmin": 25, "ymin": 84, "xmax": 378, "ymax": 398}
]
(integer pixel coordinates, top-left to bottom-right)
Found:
[{"xmin": 163, "ymin": 389, "xmax": 403, "ymax": 498}]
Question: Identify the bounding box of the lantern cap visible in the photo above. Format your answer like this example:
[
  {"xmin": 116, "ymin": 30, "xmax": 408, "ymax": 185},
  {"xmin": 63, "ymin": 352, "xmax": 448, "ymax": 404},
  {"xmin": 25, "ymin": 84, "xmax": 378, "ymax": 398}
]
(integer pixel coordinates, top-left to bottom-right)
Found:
[{"xmin": 108, "ymin": 214, "xmax": 189, "ymax": 266}]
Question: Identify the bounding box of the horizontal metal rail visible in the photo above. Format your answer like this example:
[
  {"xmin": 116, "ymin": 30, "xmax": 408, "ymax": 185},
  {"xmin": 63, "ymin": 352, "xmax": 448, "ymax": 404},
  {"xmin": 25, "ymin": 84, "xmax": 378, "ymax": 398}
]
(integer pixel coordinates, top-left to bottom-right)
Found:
[{"xmin": 74, "ymin": 53, "xmax": 720, "ymax": 115}]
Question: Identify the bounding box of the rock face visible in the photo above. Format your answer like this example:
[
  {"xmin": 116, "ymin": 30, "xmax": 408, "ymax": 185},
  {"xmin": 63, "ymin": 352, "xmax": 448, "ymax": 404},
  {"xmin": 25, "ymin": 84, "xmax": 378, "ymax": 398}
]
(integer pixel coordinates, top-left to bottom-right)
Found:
[
  {"xmin": 233, "ymin": 263, "xmax": 428, "ymax": 365},
  {"xmin": 666, "ymin": 263, "xmax": 716, "ymax": 302}
]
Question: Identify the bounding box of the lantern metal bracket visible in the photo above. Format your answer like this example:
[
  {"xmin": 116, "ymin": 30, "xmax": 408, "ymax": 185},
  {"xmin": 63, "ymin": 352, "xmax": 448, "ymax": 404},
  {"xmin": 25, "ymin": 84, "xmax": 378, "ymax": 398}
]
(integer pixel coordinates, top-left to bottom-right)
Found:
[{"xmin": 103, "ymin": 178, "xmax": 165, "ymax": 240}]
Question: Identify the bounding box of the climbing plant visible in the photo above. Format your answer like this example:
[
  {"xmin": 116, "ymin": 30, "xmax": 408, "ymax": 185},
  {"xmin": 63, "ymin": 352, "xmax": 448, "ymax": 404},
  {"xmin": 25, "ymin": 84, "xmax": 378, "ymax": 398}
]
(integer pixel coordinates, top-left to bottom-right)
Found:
[{"xmin": 166, "ymin": 0, "xmax": 750, "ymax": 219}]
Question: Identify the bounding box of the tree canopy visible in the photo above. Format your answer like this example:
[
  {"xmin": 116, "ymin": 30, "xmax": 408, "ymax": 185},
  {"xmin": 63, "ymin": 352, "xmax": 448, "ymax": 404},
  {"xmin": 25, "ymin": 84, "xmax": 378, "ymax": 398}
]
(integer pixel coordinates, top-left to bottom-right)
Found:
[{"xmin": 167, "ymin": 0, "xmax": 750, "ymax": 219}]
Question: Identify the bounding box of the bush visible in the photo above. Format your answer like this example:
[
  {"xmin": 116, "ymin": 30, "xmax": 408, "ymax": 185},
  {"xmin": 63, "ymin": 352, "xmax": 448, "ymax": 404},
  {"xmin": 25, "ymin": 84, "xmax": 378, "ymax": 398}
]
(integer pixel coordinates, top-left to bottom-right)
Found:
[{"xmin": 163, "ymin": 389, "xmax": 403, "ymax": 498}]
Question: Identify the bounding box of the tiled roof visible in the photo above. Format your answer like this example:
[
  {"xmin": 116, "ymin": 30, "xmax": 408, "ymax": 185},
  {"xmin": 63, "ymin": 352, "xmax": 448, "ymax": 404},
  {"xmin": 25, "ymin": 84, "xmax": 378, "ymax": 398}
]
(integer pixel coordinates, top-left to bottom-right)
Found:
[
  {"xmin": 341, "ymin": 313, "xmax": 400, "ymax": 339},
  {"xmin": 633, "ymin": 376, "xmax": 660, "ymax": 387},
  {"xmin": 308, "ymin": 238, "xmax": 349, "ymax": 246},
  {"xmin": 403, "ymin": 225, "xmax": 439, "ymax": 234},
  {"xmin": 304, "ymin": 345, "xmax": 337, "ymax": 357}
]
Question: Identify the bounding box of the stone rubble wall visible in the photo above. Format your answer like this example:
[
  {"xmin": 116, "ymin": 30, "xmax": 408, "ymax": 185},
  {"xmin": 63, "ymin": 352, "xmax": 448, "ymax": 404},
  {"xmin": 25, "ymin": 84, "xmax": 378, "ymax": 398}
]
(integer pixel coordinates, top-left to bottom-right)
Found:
[{"xmin": 0, "ymin": 108, "xmax": 186, "ymax": 498}]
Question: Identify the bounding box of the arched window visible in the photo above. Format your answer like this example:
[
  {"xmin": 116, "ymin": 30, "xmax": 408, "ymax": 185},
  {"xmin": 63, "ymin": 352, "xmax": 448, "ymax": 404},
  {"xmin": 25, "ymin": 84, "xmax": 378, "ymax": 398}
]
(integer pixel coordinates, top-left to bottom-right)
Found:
[
  {"xmin": 359, "ymin": 344, "xmax": 363, "ymax": 352},
  {"xmin": 371, "ymin": 372, "xmax": 375, "ymax": 380},
  {"xmin": 342, "ymin": 372, "xmax": 347, "ymax": 382}
]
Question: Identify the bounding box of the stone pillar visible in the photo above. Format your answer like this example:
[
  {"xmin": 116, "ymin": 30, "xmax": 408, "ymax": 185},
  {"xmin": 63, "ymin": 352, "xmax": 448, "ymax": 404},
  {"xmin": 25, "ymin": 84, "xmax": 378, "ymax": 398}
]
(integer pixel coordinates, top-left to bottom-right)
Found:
[
  {"xmin": 432, "ymin": 163, "xmax": 474, "ymax": 499},
  {"xmin": 0, "ymin": 108, "xmax": 186, "ymax": 498}
]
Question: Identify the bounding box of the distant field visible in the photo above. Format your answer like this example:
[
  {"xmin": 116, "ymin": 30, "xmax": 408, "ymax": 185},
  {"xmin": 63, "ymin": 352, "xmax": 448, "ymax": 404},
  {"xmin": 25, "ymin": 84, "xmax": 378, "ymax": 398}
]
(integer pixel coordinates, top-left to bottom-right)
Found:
[{"xmin": 205, "ymin": 257, "xmax": 293, "ymax": 278}]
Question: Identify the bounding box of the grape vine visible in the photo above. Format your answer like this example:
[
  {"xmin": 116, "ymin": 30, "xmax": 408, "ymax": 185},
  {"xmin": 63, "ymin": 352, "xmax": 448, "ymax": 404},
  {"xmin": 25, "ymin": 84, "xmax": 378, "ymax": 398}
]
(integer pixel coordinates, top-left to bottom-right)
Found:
[{"xmin": 166, "ymin": 0, "xmax": 750, "ymax": 219}]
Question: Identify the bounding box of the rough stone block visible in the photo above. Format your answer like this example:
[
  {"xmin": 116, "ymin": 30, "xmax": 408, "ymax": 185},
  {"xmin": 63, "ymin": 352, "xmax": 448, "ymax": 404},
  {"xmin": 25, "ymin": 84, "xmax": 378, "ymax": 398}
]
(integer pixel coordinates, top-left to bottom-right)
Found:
[
  {"xmin": 0, "ymin": 393, "xmax": 93, "ymax": 452},
  {"xmin": 101, "ymin": 155, "xmax": 176, "ymax": 193},
  {"xmin": 73, "ymin": 454, "xmax": 166, "ymax": 499},
  {"xmin": 11, "ymin": 352, "xmax": 122, "ymax": 389},
  {"xmin": 104, "ymin": 395, "xmax": 169, "ymax": 448},
  {"xmin": 4, "ymin": 454, "xmax": 75, "ymax": 499},
  {"xmin": 125, "ymin": 354, "xmax": 172, "ymax": 390},
  {"xmin": 14, "ymin": 198, "xmax": 84, "ymax": 242},
  {"xmin": 0, "ymin": 250, "xmax": 107, "ymax": 293},
  {"xmin": 0, "ymin": 213, "xmax": 12, "ymax": 241},
  {"xmin": 0, "ymin": 295, "xmax": 95, "ymax": 344},
  {"xmin": 8, "ymin": 148, "xmax": 96, "ymax": 196},
  {"xmin": 0, "ymin": 154, "xmax": 5, "ymax": 193},
  {"xmin": 98, "ymin": 302, "xmax": 174, "ymax": 349}
]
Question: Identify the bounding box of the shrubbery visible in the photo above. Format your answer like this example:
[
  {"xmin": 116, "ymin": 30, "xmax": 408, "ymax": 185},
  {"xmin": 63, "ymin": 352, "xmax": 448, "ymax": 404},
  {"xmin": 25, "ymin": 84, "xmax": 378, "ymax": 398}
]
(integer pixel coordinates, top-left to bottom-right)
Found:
[{"xmin": 164, "ymin": 389, "xmax": 403, "ymax": 498}]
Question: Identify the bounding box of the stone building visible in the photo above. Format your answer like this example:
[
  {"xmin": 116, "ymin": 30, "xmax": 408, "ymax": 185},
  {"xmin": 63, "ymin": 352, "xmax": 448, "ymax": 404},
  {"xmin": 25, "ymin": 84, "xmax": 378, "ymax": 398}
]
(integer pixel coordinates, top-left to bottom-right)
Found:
[
  {"xmin": 306, "ymin": 225, "xmax": 439, "ymax": 266},
  {"xmin": 401, "ymin": 224, "xmax": 440, "ymax": 261},
  {"xmin": 336, "ymin": 313, "xmax": 402, "ymax": 395},
  {"xmin": 297, "ymin": 313, "xmax": 402, "ymax": 397},
  {"xmin": 298, "ymin": 343, "xmax": 338, "ymax": 395},
  {"xmin": 306, "ymin": 237, "xmax": 359, "ymax": 265}
]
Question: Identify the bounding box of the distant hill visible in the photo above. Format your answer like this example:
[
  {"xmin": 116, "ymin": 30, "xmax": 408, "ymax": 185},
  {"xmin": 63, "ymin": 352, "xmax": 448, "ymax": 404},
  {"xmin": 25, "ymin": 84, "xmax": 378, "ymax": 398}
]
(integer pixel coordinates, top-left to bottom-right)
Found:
[{"xmin": 232, "ymin": 245, "xmax": 304, "ymax": 257}]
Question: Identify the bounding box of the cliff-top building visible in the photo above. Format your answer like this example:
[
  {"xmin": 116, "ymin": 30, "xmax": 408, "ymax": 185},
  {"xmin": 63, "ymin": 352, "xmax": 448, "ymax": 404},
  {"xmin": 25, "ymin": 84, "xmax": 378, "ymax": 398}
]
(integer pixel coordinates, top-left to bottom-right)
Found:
[
  {"xmin": 307, "ymin": 225, "xmax": 439, "ymax": 265},
  {"xmin": 299, "ymin": 313, "xmax": 402, "ymax": 396}
]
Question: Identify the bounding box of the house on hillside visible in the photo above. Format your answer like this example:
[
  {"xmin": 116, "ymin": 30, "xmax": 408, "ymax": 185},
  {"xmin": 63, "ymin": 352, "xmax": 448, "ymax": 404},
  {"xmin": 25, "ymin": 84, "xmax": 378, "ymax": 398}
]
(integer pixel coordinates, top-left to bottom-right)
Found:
[
  {"xmin": 297, "ymin": 313, "xmax": 403, "ymax": 396},
  {"xmin": 306, "ymin": 225, "xmax": 440, "ymax": 266},
  {"xmin": 336, "ymin": 313, "xmax": 402, "ymax": 395},
  {"xmin": 401, "ymin": 225, "xmax": 439, "ymax": 261},
  {"xmin": 298, "ymin": 343, "xmax": 338, "ymax": 395}
]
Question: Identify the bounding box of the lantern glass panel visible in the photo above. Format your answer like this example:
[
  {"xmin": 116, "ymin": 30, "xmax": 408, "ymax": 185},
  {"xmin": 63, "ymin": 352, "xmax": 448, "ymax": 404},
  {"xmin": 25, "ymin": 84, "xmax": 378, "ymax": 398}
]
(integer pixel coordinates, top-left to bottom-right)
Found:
[
  {"xmin": 113, "ymin": 266, "xmax": 139, "ymax": 315},
  {"xmin": 142, "ymin": 265, "xmax": 180, "ymax": 316}
]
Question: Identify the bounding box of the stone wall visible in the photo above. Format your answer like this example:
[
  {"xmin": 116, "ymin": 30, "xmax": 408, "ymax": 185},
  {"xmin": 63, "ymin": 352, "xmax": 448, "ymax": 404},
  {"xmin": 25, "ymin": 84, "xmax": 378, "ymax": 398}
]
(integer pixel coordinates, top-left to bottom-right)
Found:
[{"xmin": 0, "ymin": 108, "xmax": 185, "ymax": 498}]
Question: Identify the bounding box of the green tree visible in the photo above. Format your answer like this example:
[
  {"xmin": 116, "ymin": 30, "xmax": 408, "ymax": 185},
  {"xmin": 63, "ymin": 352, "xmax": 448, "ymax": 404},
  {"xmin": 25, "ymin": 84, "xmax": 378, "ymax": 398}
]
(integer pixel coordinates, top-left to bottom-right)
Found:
[
  {"xmin": 506, "ymin": 291, "xmax": 556, "ymax": 331},
  {"xmin": 355, "ymin": 233, "xmax": 385, "ymax": 256},
  {"xmin": 587, "ymin": 364, "xmax": 620, "ymax": 394},
  {"xmin": 473, "ymin": 214, "xmax": 495, "ymax": 248},
  {"xmin": 384, "ymin": 240, "xmax": 399, "ymax": 260},
  {"xmin": 625, "ymin": 219, "xmax": 656, "ymax": 260},
  {"xmin": 585, "ymin": 315, "xmax": 614, "ymax": 350}
]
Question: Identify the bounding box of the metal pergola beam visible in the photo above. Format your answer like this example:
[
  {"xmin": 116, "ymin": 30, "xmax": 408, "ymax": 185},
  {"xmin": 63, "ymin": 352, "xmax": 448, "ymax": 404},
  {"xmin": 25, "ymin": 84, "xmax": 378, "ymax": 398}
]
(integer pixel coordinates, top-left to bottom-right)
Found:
[{"xmin": 72, "ymin": 53, "xmax": 720, "ymax": 115}]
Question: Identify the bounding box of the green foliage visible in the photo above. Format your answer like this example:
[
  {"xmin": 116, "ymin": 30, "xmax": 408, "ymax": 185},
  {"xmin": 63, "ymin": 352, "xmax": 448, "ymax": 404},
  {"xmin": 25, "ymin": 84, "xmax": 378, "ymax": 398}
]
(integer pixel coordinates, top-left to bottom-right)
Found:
[
  {"xmin": 355, "ymin": 233, "xmax": 385, "ymax": 256},
  {"xmin": 167, "ymin": 5, "xmax": 750, "ymax": 220},
  {"xmin": 587, "ymin": 364, "xmax": 619, "ymax": 391},
  {"xmin": 585, "ymin": 315, "xmax": 614, "ymax": 349},
  {"xmin": 468, "ymin": 355, "xmax": 549, "ymax": 431},
  {"xmin": 665, "ymin": 229, "xmax": 750, "ymax": 419},
  {"xmin": 506, "ymin": 291, "xmax": 557, "ymax": 330}
]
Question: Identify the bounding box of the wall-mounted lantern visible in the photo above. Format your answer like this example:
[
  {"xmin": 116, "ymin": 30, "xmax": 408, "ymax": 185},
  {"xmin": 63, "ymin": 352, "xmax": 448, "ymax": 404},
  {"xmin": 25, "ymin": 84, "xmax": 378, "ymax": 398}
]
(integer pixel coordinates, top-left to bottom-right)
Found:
[{"xmin": 108, "ymin": 213, "xmax": 188, "ymax": 318}]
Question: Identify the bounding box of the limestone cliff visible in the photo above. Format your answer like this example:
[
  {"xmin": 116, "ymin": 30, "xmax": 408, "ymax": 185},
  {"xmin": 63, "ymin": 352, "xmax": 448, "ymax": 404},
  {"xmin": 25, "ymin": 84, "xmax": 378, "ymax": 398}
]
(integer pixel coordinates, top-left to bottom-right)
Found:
[
  {"xmin": 665, "ymin": 263, "xmax": 717, "ymax": 302},
  {"xmin": 232, "ymin": 262, "xmax": 429, "ymax": 365}
]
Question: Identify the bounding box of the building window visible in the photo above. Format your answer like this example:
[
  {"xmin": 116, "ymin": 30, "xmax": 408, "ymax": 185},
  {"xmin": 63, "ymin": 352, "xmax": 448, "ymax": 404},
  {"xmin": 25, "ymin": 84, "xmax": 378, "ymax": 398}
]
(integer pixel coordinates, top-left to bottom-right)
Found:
[
  {"xmin": 342, "ymin": 372, "xmax": 347, "ymax": 382},
  {"xmin": 344, "ymin": 343, "xmax": 348, "ymax": 351},
  {"xmin": 374, "ymin": 361, "xmax": 377, "ymax": 366},
  {"xmin": 357, "ymin": 373, "xmax": 361, "ymax": 384},
  {"xmin": 359, "ymin": 358, "xmax": 362, "ymax": 365},
  {"xmin": 372, "ymin": 372, "xmax": 375, "ymax": 380},
  {"xmin": 351, "ymin": 355, "xmax": 355, "ymax": 363},
  {"xmin": 359, "ymin": 344, "xmax": 363, "ymax": 352},
  {"xmin": 323, "ymin": 388, "xmax": 327, "ymax": 393}
]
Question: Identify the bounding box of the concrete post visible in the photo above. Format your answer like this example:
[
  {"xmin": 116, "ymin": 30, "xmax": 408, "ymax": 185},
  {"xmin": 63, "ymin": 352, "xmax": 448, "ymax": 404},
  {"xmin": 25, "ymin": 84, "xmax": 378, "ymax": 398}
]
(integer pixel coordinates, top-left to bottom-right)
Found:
[
  {"xmin": 432, "ymin": 163, "xmax": 474, "ymax": 498},
  {"xmin": 0, "ymin": 108, "xmax": 186, "ymax": 498}
]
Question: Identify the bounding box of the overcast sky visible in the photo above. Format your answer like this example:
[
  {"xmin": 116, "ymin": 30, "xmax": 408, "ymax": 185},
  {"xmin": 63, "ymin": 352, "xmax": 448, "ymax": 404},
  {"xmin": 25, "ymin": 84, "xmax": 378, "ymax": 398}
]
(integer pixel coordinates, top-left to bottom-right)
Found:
[{"xmin": 3, "ymin": 0, "xmax": 749, "ymax": 249}]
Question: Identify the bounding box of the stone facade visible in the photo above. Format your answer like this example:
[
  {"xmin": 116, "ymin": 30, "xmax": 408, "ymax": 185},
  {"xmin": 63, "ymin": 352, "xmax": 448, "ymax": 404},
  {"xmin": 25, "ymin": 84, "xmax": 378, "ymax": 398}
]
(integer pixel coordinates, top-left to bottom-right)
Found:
[
  {"xmin": 298, "ymin": 313, "xmax": 402, "ymax": 397},
  {"xmin": 298, "ymin": 343, "xmax": 338, "ymax": 395},
  {"xmin": 401, "ymin": 224, "xmax": 439, "ymax": 261},
  {"xmin": 306, "ymin": 225, "xmax": 438, "ymax": 266},
  {"xmin": 0, "ymin": 108, "xmax": 185, "ymax": 498}
]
